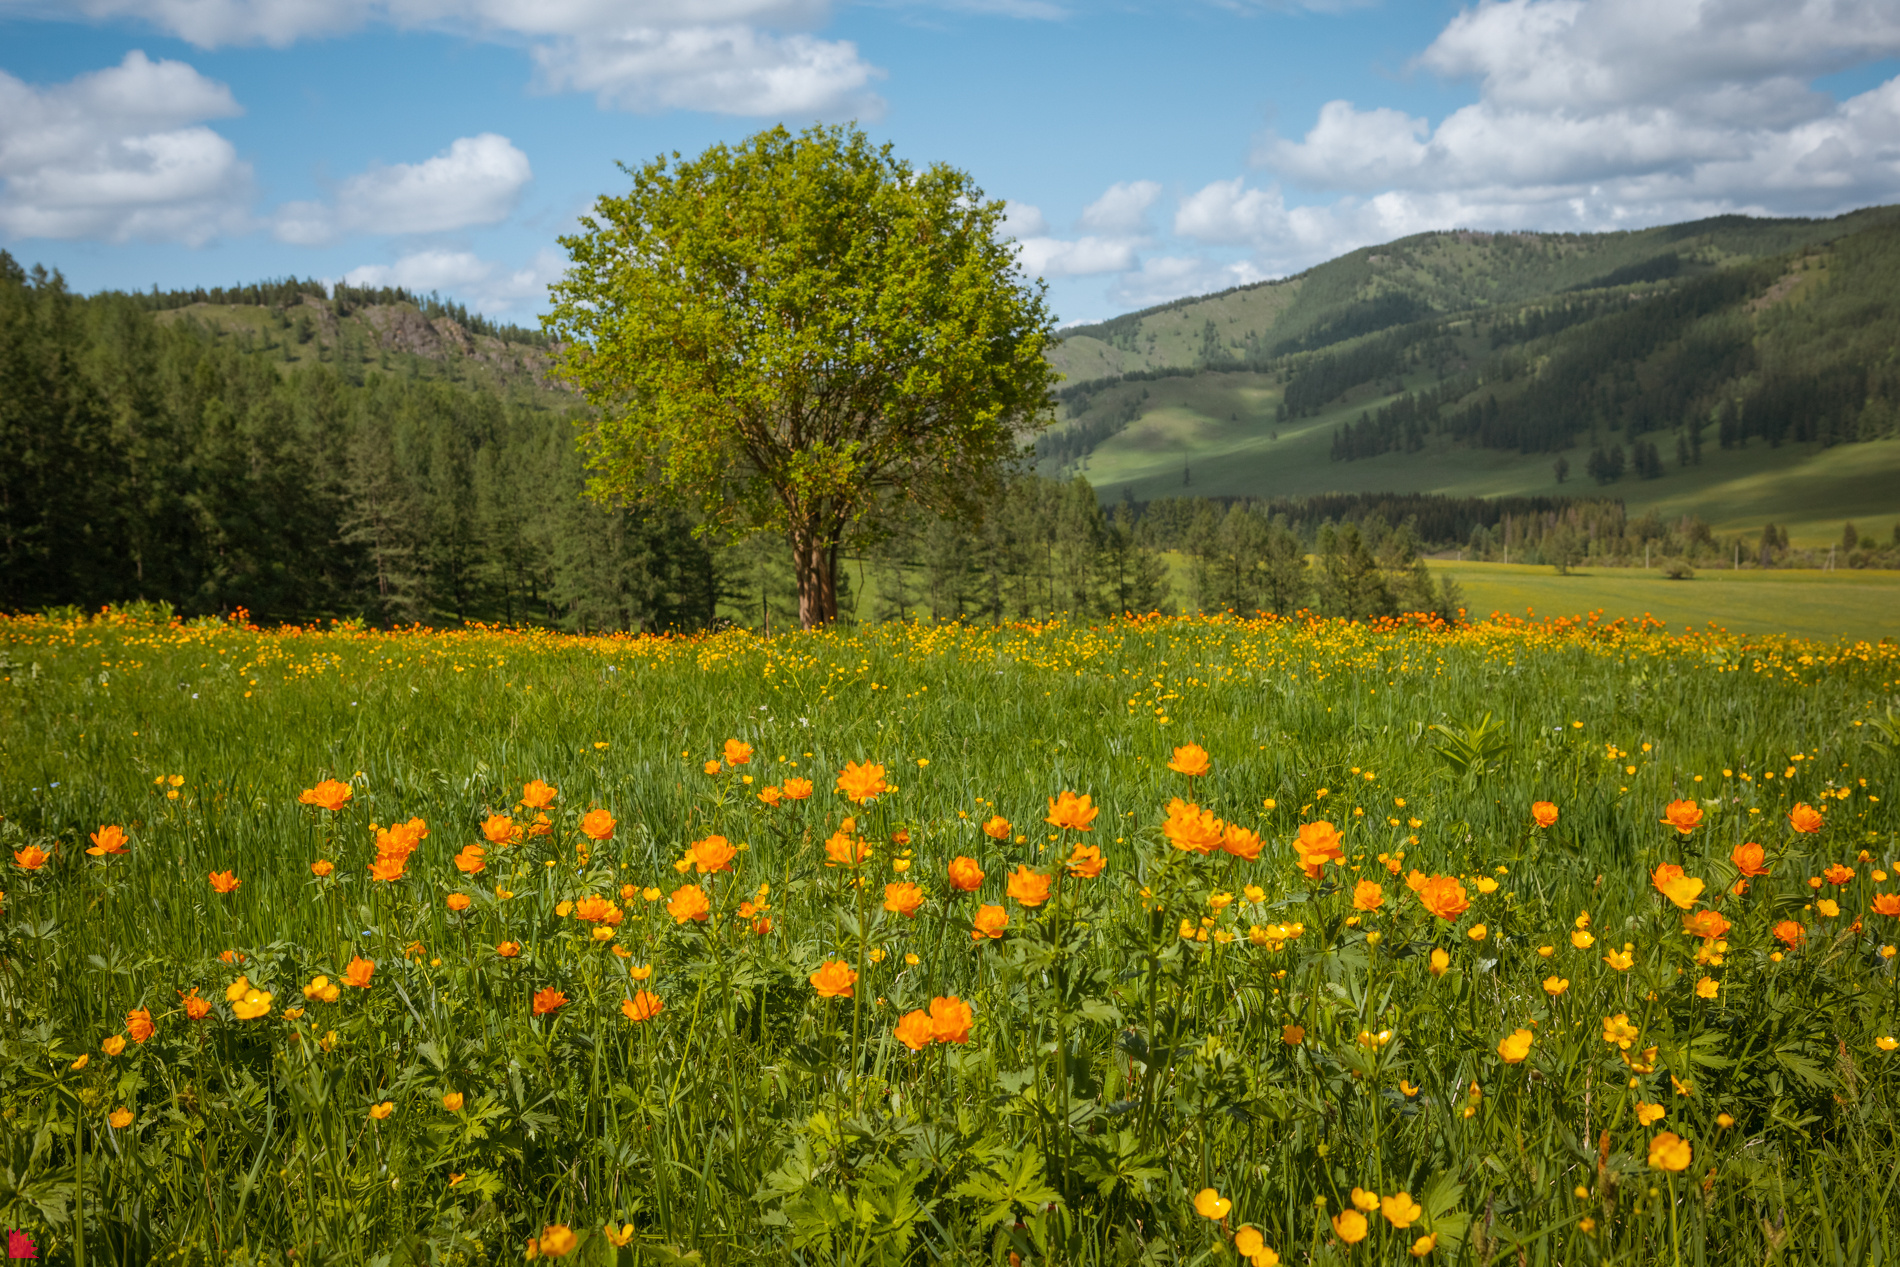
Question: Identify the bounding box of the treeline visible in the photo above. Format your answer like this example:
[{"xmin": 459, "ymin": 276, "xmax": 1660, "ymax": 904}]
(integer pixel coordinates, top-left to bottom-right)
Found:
[
  {"xmin": 122, "ymin": 274, "xmax": 548, "ymax": 347},
  {"xmin": 0, "ymin": 255, "xmax": 706, "ymax": 630}
]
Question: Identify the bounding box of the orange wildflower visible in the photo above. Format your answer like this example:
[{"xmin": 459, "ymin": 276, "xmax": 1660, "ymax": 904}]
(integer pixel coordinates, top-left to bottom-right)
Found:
[
  {"xmin": 180, "ymin": 988, "xmax": 212, "ymax": 1020},
  {"xmin": 1648, "ymin": 1132, "xmax": 1692, "ymax": 1172},
  {"xmin": 972, "ymin": 904, "xmax": 1008, "ymax": 940},
  {"xmin": 520, "ymin": 780, "xmax": 557, "ymax": 809},
  {"xmin": 572, "ymin": 895, "xmax": 623, "ymax": 925},
  {"xmin": 496, "ymin": 941, "xmax": 520, "ymax": 958},
  {"xmin": 1415, "ymin": 875, "xmax": 1470, "ymax": 921},
  {"xmin": 722, "ymin": 739, "xmax": 753, "ymax": 766},
  {"xmin": 1873, "ymin": 893, "xmax": 1900, "ymax": 917},
  {"xmin": 1167, "ymin": 743, "xmax": 1212, "ymax": 777},
  {"xmin": 1681, "ymin": 909, "xmax": 1730, "ymax": 940},
  {"xmin": 884, "ymin": 881, "xmax": 926, "ymax": 917},
  {"xmin": 1219, "ymin": 823, "xmax": 1264, "ymax": 862},
  {"xmin": 1066, "ymin": 843, "xmax": 1107, "ymax": 879},
  {"xmin": 1660, "ymin": 800, "xmax": 1704, "ymax": 835},
  {"xmin": 343, "ymin": 957, "xmax": 376, "ymax": 989},
  {"xmin": 481, "ymin": 815, "xmax": 521, "ymax": 847},
  {"xmin": 824, "ymin": 825, "xmax": 870, "ymax": 867},
  {"xmin": 1293, "ymin": 820, "xmax": 1343, "ymax": 877},
  {"xmin": 1045, "ymin": 790, "xmax": 1099, "ymax": 832},
  {"xmin": 446, "ymin": 893, "xmax": 472, "ymax": 912},
  {"xmin": 531, "ymin": 987, "xmax": 568, "ymax": 1015},
  {"xmin": 1772, "ymin": 919, "xmax": 1806, "ymax": 948},
  {"xmin": 758, "ymin": 785, "xmax": 783, "ymax": 806},
  {"xmin": 666, "ymin": 885, "xmax": 711, "ymax": 924},
  {"xmin": 13, "ymin": 846, "xmax": 48, "ymax": 870},
  {"xmin": 782, "ymin": 777, "xmax": 814, "ymax": 800},
  {"xmin": 1162, "ymin": 798, "xmax": 1224, "ymax": 854},
  {"xmin": 948, "ymin": 856, "xmax": 985, "ymax": 891},
  {"xmin": 894, "ymin": 1009, "xmax": 935, "ymax": 1051},
  {"xmin": 367, "ymin": 854, "xmax": 406, "ymax": 883},
  {"xmin": 310, "ymin": 859, "xmax": 335, "ymax": 877},
  {"xmin": 208, "ymin": 870, "xmax": 240, "ymax": 894},
  {"xmin": 1731, "ymin": 841, "xmax": 1769, "ymax": 877},
  {"xmin": 928, "ymin": 995, "xmax": 974, "ymax": 1044},
  {"xmin": 1652, "ymin": 865, "xmax": 1704, "ymax": 910},
  {"xmin": 982, "ymin": 815, "xmax": 1011, "ymax": 841},
  {"xmin": 1789, "ymin": 803, "xmax": 1824, "ymax": 834},
  {"xmin": 87, "ymin": 824, "xmax": 129, "ymax": 856},
  {"xmin": 1823, "ymin": 863, "xmax": 1855, "ymax": 886},
  {"xmin": 836, "ymin": 761, "xmax": 892, "ymax": 804},
  {"xmin": 126, "ymin": 1008, "xmax": 155, "ymax": 1043},
  {"xmin": 1006, "ymin": 865, "xmax": 1051, "ymax": 907},
  {"xmin": 687, "ymin": 834, "xmax": 738, "ymax": 874},
  {"xmin": 621, "ymin": 991, "xmax": 663, "ymax": 1022},
  {"xmin": 298, "ymin": 780, "xmax": 353, "ymax": 812},
  {"xmin": 580, "ymin": 809, "xmax": 616, "ymax": 841},
  {"xmin": 1530, "ymin": 801, "xmax": 1558, "ymax": 828},
  {"xmin": 453, "ymin": 845, "xmax": 486, "ymax": 874},
  {"xmin": 1352, "ymin": 879, "xmax": 1384, "ymax": 912},
  {"xmin": 809, "ymin": 960, "xmax": 856, "ymax": 998}
]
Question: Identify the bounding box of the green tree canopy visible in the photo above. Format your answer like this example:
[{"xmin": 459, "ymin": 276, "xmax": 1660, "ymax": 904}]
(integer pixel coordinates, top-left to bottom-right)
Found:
[{"xmin": 545, "ymin": 123, "xmax": 1060, "ymax": 627}]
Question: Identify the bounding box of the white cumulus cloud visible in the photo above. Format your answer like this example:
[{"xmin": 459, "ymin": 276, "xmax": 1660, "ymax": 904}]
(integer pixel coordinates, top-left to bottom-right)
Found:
[
  {"xmin": 533, "ymin": 25, "xmax": 882, "ymax": 117},
  {"xmin": 0, "ymin": 51, "xmax": 251, "ymax": 244},
  {"xmin": 1078, "ymin": 180, "xmax": 1161, "ymax": 235},
  {"xmin": 274, "ymin": 133, "xmax": 531, "ymax": 245},
  {"xmin": 343, "ymin": 245, "xmax": 564, "ymax": 316}
]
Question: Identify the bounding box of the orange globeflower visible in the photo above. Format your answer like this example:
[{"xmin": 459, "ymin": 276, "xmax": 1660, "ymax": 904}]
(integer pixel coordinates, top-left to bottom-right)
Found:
[
  {"xmin": 1732, "ymin": 841, "xmax": 1769, "ymax": 877},
  {"xmin": 340, "ymin": 956, "xmax": 375, "ymax": 989},
  {"xmin": 209, "ymin": 870, "xmax": 240, "ymax": 894},
  {"xmin": 87, "ymin": 825, "xmax": 129, "ymax": 856},
  {"xmin": 971, "ymin": 904, "xmax": 1008, "ymax": 940},
  {"xmin": 687, "ymin": 834, "xmax": 738, "ymax": 874},
  {"xmin": 126, "ymin": 1008, "xmax": 155, "ymax": 1043},
  {"xmin": 1352, "ymin": 879, "xmax": 1384, "ymax": 912},
  {"xmin": 536, "ymin": 1226, "xmax": 577, "ymax": 1258},
  {"xmin": 1772, "ymin": 919, "xmax": 1806, "ymax": 948},
  {"xmin": 824, "ymin": 826, "xmax": 871, "ymax": 868},
  {"xmin": 1219, "ymin": 824, "xmax": 1263, "ymax": 861},
  {"xmin": 783, "ymin": 777, "xmax": 814, "ymax": 800},
  {"xmin": 948, "ymin": 856, "xmax": 985, "ymax": 892},
  {"xmin": 1293, "ymin": 821, "xmax": 1343, "ymax": 877},
  {"xmin": 928, "ymin": 995, "xmax": 974, "ymax": 1044},
  {"xmin": 836, "ymin": 761, "xmax": 892, "ymax": 804},
  {"xmin": 884, "ymin": 881, "xmax": 926, "ymax": 917},
  {"xmin": 1415, "ymin": 875, "xmax": 1470, "ymax": 922},
  {"xmin": 377, "ymin": 818, "xmax": 428, "ymax": 858},
  {"xmin": 1530, "ymin": 801, "xmax": 1558, "ymax": 829},
  {"xmin": 1660, "ymin": 800, "xmax": 1704, "ymax": 835},
  {"xmin": 446, "ymin": 893, "xmax": 472, "ymax": 912},
  {"xmin": 621, "ymin": 991, "xmax": 663, "ymax": 1022},
  {"xmin": 180, "ymin": 988, "xmax": 212, "ymax": 1020},
  {"xmin": 809, "ymin": 960, "xmax": 857, "ymax": 998},
  {"xmin": 758, "ymin": 786, "xmax": 783, "ymax": 807},
  {"xmin": 572, "ymin": 896, "xmax": 623, "ymax": 925},
  {"xmin": 1873, "ymin": 893, "xmax": 1900, "ymax": 917},
  {"xmin": 1046, "ymin": 791, "xmax": 1100, "ymax": 832},
  {"xmin": 666, "ymin": 884, "xmax": 711, "ymax": 924},
  {"xmin": 482, "ymin": 815, "xmax": 521, "ymax": 847},
  {"xmin": 894, "ymin": 1009, "xmax": 935, "ymax": 1051},
  {"xmin": 1681, "ymin": 909, "xmax": 1730, "ymax": 940},
  {"xmin": 1007, "ymin": 865, "xmax": 1052, "ymax": 907},
  {"xmin": 310, "ymin": 859, "xmax": 335, "ymax": 877},
  {"xmin": 1789, "ymin": 803, "xmax": 1824, "ymax": 834},
  {"xmin": 580, "ymin": 809, "xmax": 616, "ymax": 842},
  {"xmin": 13, "ymin": 845, "xmax": 48, "ymax": 870},
  {"xmin": 1162, "ymin": 799, "xmax": 1224, "ymax": 854},
  {"xmin": 531, "ymin": 987, "xmax": 568, "ymax": 1015},
  {"xmin": 520, "ymin": 780, "xmax": 557, "ymax": 809},
  {"xmin": 367, "ymin": 855, "xmax": 406, "ymax": 883},
  {"xmin": 1651, "ymin": 865, "xmax": 1704, "ymax": 911},
  {"xmin": 982, "ymin": 815, "xmax": 1011, "ymax": 841},
  {"xmin": 453, "ymin": 845, "xmax": 486, "ymax": 875},
  {"xmin": 1823, "ymin": 863, "xmax": 1854, "ymax": 887},
  {"xmin": 298, "ymin": 780, "xmax": 353, "ymax": 812},
  {"xmin": 1066, "ymin": 844, "xmax": 1107, "ymax": 879},
  {"xmin": 1167, "ymin": 743, "xmax": 1212, "ymax": 777},
  {"xmin": 723, "ymin": 739, "xmax": 753, "ymax": 766}
]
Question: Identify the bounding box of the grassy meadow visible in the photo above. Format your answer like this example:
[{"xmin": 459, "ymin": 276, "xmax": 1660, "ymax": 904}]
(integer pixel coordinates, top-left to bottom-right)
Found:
[{"xmin": 5, "ymin": 609, "xmax": 1900, "ymax": 1264}]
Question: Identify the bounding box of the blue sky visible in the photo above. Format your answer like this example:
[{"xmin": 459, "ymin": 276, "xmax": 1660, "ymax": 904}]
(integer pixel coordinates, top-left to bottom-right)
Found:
[{"xmin": 2, "ymin": 0, "xmax": 1898, "ymax": 326}]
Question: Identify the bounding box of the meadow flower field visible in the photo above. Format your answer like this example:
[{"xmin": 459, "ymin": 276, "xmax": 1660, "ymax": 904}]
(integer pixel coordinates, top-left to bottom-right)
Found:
[{"xmin": 3, "ymin": 608, "xmax": 1898, "ymax": 1265}]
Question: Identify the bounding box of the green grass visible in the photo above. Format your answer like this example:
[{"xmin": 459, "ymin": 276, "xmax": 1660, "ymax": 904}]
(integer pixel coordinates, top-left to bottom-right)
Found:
[
  {"xmin": 1429, "ymin": 563, "xmax": 1900, "ymax": 642},
  {"xmin": 6, "ymin": 611, "xmax": 1900, "ymax": 1264}
]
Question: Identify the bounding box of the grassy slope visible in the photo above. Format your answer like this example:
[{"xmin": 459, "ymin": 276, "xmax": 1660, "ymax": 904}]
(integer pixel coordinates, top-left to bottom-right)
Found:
[{"xmin": 1425, "ymin": 562, "xmax": 1900, "ymax": 642}]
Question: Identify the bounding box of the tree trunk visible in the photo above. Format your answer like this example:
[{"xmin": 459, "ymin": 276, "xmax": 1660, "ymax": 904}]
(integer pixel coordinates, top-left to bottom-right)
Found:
[{"xmin": 793, "ymin": 525, "xmax": 840, "ymax": 628}]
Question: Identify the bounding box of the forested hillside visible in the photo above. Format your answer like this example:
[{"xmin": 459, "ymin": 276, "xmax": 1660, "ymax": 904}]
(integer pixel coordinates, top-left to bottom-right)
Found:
[{"xmin": 1040, "ymin": 207, "xmax": 1900, "ymax": 537}]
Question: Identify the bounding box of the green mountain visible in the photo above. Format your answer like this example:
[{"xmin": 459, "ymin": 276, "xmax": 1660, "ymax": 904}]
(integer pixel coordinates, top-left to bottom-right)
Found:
[{"xmin": 1041, "ymin": 207, "xmax": 1900, "ymax": 545}]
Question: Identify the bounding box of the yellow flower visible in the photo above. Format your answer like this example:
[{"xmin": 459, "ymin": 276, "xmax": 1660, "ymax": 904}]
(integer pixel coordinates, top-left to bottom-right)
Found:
[
  {"xmin": 1877, "ymin": 1036, "xmax": 1899, "ymax": 1052},
  {"xmin": 1602, "ymin": 1013, "xmax": 1639, "ymax": 1049},
  {"xmin": 536, "ymin": 1224, "xmax": 578, "ymax": 1257},
  {"xmin": 1571, "ymin": 930, "xmax": 1595, "ymax": 949},
  {"xmin": 1234, "ymin": 1226, "xmax": 1279, "ymax": 1267},
  {"xmin": 1410, "ymin": 1233, "xmax": 1437, "ymax": 1257},
  {"xmin": 1467, "ymin": 923, "xmax": 1487, "ymax": 941},
  {"xmin": 1428, "ymin": 948, "xmax": 1449, "ymax": 976},
  {"xmin": 1602, "ymin": 946, "xmax": 1635, "ymax": 971},
  {"xmin": 1380, "ymin": 1191, "xmax": 1423, "ymax": 1229},
  {"xmin": 604, "ymin": 1223, "xmax": 635, "ymax": 1248},
  {"xmin": 1497, "ymin": 1028, "xmax": 1533, "ymax": 1063},
  {"xmin": 69, "ymin": 1054, "xmax": 89, "ymax": 1071},
  {"xmin": 369, "ymin": 1101, "xmax": 394, "ymax": 1120},
  {"xmin": 102, "ymin": 1035, "xmax": 126, "ymax": 1057},
  {"xmin": 1695, "ymin": 976, "xmax": 1719, "ymax": 999},
  {"xmin": 1648, "ymin": 1131, "xmax": 1692, "ymax": 1172},
  {"xmin": 1636, "ymin": 1101, "xmax": 1665, "ymax": 1126},
  {"xmin": 1350, "ymin": 1187, "xmax": 1380, "ymax": 1213},
  {"xmin": 108, "ymin": 1106, "xmax": 134, "ymax": 1128},
  {"xmin": 1332, "ymin": 1210, "xmax": 1369, "ymax": 1244},
  {"xmin": 1193, "ymin": 1188, "xmax": 1232, "ymax": 1220},
  {"xmin": 1543, "ymin": 976, "xmax": 1569, "ymax": 996},
  {"xmin": 1474, "ymin": 876, "xmax": 1499, "ymax": 894},
  {"xmin": 443, "ymin": 1091, "xmax": 465, "ymax": 1112}
]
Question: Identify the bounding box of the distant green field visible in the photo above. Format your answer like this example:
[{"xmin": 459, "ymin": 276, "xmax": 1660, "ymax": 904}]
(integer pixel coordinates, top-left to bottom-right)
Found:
[
  {"xmin": 1062, "ymin": 370, "xmax": 1900, "ymax": 548},
  {"xmin": 1425, "ymin": 561, "xmax": 1900, "ymax": 641}
]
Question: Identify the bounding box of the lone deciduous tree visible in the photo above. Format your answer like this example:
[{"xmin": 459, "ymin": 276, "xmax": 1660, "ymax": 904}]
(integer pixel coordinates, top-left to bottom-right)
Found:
[{"xmin": 545, "ymin": 124, "xmax": 1060, "ymax": 628}]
